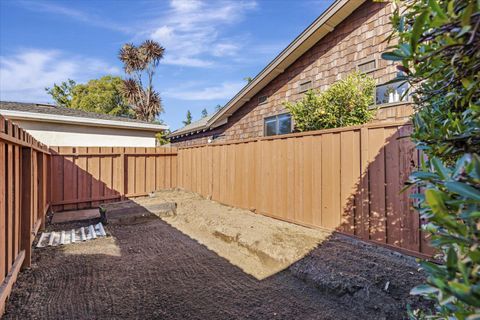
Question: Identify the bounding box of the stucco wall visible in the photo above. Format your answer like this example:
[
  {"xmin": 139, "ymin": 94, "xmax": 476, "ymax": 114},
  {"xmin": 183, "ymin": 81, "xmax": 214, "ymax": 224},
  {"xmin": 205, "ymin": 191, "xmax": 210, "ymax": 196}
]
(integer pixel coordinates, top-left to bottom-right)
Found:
[
  {"xmin": 171, "ymin": 1, "xmax": 411, "ymax": 147},
  {"xmin": 11, "ymin": 119, "xmax": 158, "ymax": 147}
]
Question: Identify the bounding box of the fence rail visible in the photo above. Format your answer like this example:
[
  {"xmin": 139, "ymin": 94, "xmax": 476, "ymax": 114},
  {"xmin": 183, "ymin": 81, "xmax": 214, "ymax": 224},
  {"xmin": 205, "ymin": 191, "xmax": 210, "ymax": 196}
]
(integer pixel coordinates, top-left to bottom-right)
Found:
[{"xmin": 0, "ymin": 115, "xmax": 49, "ymax": 314}]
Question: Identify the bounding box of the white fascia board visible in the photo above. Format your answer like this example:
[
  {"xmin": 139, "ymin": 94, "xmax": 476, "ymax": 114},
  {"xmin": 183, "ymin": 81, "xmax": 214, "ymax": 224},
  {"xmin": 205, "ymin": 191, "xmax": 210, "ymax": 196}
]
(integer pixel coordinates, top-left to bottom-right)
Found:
[{"xmin": 0, "ymin": 110, "xmax": 168, "ymax": 132}]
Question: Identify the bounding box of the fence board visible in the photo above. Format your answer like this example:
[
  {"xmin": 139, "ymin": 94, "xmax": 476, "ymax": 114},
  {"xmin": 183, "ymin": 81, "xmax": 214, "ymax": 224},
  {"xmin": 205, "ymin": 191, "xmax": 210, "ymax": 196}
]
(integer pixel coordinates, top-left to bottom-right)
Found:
[
  {"xmin": 49, "ymin": 147, "xmax": 178, "ymax": 207},
  {"xmin": 175, "ymin": 121, "xmax": 428, "ymax": 256},
  {"xmin": 46, "ymin": 121, "xmax": 428, "ymax": 258},
  {"xmin": 0, "ymin": 115, "xmax": 49, "ymax": 315},
  {"xmin": 0, "ymin": 123, "xmax": 5, "ymax": 284}
]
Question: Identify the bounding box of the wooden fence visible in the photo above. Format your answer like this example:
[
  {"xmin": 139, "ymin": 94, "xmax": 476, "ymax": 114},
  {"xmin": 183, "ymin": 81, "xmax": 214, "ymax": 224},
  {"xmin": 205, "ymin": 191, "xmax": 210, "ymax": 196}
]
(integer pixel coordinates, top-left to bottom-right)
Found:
[
  {"xmin": 0, "ymin": 115, "xmax": 50, "ymax": 314},
  {"xmin": 176, "ymin": 121, "xmax": 432, "ymax": 257},
  {"xmin": 49, "ymin": 147, "xmax": 178, "ymax": 212},
  {"xmin": 1, "ymin": 117, "xmax": 433, "ymax": 314},
  {"xmin": 47, "ymin": 121, "xmax": 430, "ymax": 256}
]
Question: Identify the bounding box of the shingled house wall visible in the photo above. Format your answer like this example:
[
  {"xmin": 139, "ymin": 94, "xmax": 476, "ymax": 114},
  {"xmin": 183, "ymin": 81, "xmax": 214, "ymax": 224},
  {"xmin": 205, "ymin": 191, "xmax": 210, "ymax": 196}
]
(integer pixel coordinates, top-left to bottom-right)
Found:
[{"xmin": 171, "ymin": 1, "xmax": 412, "ymax": 147}]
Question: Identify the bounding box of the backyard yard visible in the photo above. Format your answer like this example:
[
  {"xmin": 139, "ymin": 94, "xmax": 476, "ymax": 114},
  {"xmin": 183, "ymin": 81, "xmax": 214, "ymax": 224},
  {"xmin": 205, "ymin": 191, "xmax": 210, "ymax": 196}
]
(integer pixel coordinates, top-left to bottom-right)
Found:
[{"xmin": 3, "ymin": 190, "xmax": 429, "ymax": 319}]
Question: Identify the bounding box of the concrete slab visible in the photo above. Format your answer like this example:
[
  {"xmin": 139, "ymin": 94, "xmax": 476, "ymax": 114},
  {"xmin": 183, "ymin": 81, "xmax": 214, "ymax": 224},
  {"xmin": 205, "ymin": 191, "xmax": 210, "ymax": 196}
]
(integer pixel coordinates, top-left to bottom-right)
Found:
[
  {"xmin": 51, "ymin": 209, "xmax": 101, "ymax": 224},
  {"xmin": 99, "ymin": 200, "xmax": 177, "ymax": 224}
]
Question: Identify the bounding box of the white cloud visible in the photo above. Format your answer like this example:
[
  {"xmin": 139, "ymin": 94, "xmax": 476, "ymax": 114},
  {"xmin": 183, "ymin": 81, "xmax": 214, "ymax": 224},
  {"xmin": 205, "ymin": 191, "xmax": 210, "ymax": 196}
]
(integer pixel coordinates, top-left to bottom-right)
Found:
[
  {"xmin": 146, "ymin": 0, "xmax": 257, "ymax": 67},
  {"xmin": 164, "ymin": 81, "xmax": 245, "ymax": 100},
  {"xmin": 170, "ymin": 0, "xmax": 203, "ymax": 12},
  {"xmin": 0, "ymin": 49, "xmax": 120, "ymax": 102},
  {"xmin": 212, "ymin": 43, "xmax": 239, "ymax": 57},
  {"xmin": 163, "ymin": 56, "xmax": 213, "ymax": 68}
]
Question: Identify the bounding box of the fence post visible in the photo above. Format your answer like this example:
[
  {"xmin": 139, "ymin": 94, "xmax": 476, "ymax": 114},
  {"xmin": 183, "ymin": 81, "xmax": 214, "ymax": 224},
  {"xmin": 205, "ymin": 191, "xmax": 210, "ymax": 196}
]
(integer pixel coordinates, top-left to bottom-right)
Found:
[
  {"xmin": 20, "ymin": 147, "xmax": 33, "ymax": 269},
  {"xmin": 120, "ymin": 152, "xmax": 125, "ymax": 200}
]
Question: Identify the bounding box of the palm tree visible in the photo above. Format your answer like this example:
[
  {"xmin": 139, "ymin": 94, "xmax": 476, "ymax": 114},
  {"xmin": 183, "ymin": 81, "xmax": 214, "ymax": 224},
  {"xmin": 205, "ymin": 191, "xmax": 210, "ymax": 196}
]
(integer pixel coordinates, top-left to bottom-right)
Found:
[{"xmin": 119, "ymin": 40, "xmax": 165, "ymax": 122}]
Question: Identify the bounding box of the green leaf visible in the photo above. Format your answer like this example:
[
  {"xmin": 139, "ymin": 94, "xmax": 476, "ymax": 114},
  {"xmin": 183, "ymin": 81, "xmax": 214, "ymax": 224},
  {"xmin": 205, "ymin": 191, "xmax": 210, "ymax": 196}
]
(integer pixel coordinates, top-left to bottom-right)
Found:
[
  {"xmin": 410, "ymin": 171, "xmax": 439, "ymax": 180},
  {"xmin": 446, "ymin": 247, "xmax": 457, "ymax": 277},
  {"xmin": 411, "ymin": 10, "xmax": 429, "ymax": 52},
  {"xmin": 431, "ymin": 157, "xmax": 451, "ymax": 180},
  {"xmin": 381, "ymin": 51, "xmax": 406, "ymax": 61},
  {"xmin": 461, "ymin": 1, "xmax": 474, "ymax": 27},
  {"xmin": 425, "ymin": 189, "xmax": 448, "ymax": 215},
  {"xmin": 448, "ymin": 282, "xmax": 480, "ymax": 307},
  {"xmin": 460, "ymin": 211, "xmax": 480, "ymax": 219},
  {"xmin": 461, "ymin": 78, "xmax": 472, "ymax": 90},
  {"xmin": 428, "ymin": 0, "xmax": 448, "ymax": 21},
  {"xmin": 445, "ymin": 182, "xmax": 480, "ymax": 201}
]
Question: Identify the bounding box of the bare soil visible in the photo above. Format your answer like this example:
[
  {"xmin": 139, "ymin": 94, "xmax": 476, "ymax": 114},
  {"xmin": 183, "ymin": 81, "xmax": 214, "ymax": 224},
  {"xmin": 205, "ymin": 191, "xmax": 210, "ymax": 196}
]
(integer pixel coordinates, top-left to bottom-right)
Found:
[{"xmin": 3, "ymin": 190, "xmax": 430, "ymax": 320}]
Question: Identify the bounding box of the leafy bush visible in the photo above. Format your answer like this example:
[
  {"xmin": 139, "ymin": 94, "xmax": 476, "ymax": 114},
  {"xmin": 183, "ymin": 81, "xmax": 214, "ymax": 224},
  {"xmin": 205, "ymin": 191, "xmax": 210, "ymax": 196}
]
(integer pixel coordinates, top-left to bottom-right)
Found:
[
  {"xmin": 383, "ymin": 0, "xmax": 480, "ymax": 318},
  {"xmin": 155, "ymin": 130, "xmax": 170, "ymax": 146},
  {"xmin": 283, "ymin": 72, "xmax": 376, "ymax": 131}
]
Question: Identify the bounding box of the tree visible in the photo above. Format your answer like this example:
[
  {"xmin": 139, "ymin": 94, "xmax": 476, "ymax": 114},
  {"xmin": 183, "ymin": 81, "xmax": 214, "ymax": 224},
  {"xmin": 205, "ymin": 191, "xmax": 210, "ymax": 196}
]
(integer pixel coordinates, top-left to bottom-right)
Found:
[
  {"xmin": 201, "ymin": 108, "xmax": 208, "ymax": 118},
  {"xmin": 45, "ymin": 76, "xmax": 133, "ymax": 117},
  {"xmin": 183, "ymin": 110, "xmax": 192, "ymax": 126},
  {"xmin": 215, "ymin": 104, "xmax": 223, "ymax": 112},
  {"xmin": 383, "ymin": 0, "xmax": 479, "ymax": 318},
  {"xmin": 244, "ymin": 76, "xmax": 253, "ymax": 83},
  {"xmin": 283, "ymin": 72, "xmax": 376, "ymax": 132},
  {"xmin": 155, "ymin": 129, "xmax": 170, "ymax": 146},
  {"xmin": 119, "ymin": 40, "xmax": 165, "ymax": 122},
  {"xmin": 45, "ymin": 79, "xmax": 76, "ymax": 108}
]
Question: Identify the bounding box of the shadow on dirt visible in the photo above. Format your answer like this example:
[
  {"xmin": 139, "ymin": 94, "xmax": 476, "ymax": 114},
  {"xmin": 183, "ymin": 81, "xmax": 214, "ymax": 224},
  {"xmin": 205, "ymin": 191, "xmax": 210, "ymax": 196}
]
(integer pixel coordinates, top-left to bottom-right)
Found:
[{"xmin": 3, "ymin": 198, "xmax": 431, "ymax": 320}]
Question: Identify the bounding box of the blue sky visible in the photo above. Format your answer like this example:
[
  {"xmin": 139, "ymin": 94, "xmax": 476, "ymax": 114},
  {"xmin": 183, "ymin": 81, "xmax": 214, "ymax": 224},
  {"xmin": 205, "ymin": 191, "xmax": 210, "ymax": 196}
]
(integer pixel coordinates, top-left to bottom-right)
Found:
[{"xmin": 0, "ymin": 0, "xmax": 333, "ymax": 130}]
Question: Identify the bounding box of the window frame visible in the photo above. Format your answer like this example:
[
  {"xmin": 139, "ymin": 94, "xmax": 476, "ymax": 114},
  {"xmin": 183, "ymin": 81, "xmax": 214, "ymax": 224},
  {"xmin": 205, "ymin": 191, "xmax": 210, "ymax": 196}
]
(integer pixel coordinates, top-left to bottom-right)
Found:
[
  {"xmin": 373, "ymin": 79, "xmax": 411, "ymax": 108},
  {"xmin": 263, "ymin": 113, "xmax": 293, "ymax": 137}
]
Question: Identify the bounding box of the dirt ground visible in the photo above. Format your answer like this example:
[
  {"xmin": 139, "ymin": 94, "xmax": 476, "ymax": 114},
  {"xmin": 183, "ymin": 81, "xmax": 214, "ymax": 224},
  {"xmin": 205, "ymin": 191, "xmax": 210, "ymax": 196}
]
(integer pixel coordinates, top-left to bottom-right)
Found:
[
  {"xmin": 135, "ymin": 190, "xmax": 332, "ymax": 279},
  {"xmin": 3, "ymin": 190, "xmax": 430, "ymax": 320}
]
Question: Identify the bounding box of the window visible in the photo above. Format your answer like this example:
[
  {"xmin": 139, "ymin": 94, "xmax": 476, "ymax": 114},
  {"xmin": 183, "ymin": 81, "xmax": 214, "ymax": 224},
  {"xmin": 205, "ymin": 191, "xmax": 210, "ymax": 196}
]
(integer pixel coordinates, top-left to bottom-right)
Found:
[
  {"xmin": 375, "ymin": 81, "xmax": 409, "ymax": 105},
  {"xmin": 264, "ymin": 113, "xmax": 292, "ymax": 136},
  {"xmin": 357, "ymin": 59, "xmax": 376, "ymax": 73},
  {"xmin": 258, "ymin": 95, "xmax": 268, "ymax": 104},
  {"xmin": 298, "ymin": 80, "xmax": 312, "ymax": 93}
]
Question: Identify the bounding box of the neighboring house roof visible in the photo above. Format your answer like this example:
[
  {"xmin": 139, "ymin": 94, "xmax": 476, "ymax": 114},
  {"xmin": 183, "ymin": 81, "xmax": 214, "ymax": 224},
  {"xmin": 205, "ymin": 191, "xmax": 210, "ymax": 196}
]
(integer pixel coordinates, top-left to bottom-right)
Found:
[
  {"xmin": 170, "ymin": 0, "xmax": 365, "ymax": 138},
  {"xmin": 170, "ymin": 115, "xmax": 214, "ymax": 136},
  {"xmin": 0, "ymin": 101, "xmax": 168, "ymax": 131}
]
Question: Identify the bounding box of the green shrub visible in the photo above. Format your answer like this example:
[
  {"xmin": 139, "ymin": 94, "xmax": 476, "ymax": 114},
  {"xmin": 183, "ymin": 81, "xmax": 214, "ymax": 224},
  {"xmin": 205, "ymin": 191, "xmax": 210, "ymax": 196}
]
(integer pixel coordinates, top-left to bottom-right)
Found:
[
  {"xmin": 383, "ymin": 0, "xmax": 480, "ymax": 318},
  {"xmin": 155, "ymin": 130, "xmax": 170, "ymax": 146},
  {"xmin": 283, "ymin": 72, "xmax": 376, "ymax": 131}
]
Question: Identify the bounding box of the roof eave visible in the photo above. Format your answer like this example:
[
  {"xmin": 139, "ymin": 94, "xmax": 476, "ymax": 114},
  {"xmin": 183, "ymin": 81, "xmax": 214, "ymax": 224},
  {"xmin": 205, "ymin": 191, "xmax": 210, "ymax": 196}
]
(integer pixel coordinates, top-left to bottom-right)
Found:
[{"xmin": 0, "ymin": 110, "xmax": 168, "ymax": 132}]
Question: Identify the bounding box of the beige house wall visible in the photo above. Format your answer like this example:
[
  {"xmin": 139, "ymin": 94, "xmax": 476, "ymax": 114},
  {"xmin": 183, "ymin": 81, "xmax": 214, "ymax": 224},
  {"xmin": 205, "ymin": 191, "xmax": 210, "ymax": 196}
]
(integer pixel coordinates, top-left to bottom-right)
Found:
[{"xmin": 10, "ymin": 119, "xmax": 157, "ymax": 147}]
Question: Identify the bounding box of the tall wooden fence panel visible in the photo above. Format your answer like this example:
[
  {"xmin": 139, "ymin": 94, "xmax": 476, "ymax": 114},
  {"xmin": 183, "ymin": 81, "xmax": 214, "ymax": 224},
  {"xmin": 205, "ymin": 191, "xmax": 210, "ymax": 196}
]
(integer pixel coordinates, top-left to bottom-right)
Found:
[
  {"xmin": 49, "ymin": 147, "xmax": 178, "ymax": 211},
  {"xmin": 0, "ymin": 115, "xmax": 50, "ymax": 314},
  {"xmin": 177, "ymin": 121, "xmax": 431, "ymax": 257}
]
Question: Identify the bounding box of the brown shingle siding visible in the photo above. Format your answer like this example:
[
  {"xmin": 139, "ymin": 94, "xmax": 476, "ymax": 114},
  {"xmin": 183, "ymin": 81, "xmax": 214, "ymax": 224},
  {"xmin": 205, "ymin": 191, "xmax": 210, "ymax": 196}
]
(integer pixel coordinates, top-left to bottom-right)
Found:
[{"xmin": 171, "ymin": 1, "xmax": 412, "ymax": 147}]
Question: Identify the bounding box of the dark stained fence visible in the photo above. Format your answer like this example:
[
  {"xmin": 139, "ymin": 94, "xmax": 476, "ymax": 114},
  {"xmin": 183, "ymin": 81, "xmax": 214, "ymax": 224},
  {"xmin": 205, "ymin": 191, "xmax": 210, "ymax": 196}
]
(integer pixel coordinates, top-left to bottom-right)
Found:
[
  {"xmin": 49, "ymin": 147, "xmax": 178, "ymax": 212},
  {"xmin": 0, "ymin": 115, "xmax": 50, "ymax": 314}
]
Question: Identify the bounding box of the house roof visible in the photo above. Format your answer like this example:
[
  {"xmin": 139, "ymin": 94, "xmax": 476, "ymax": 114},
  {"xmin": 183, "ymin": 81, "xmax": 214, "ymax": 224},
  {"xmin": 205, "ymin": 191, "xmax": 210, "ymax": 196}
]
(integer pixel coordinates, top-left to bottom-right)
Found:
[
  {"xmin": 0, "ymin": 101, "xmax": 168, "ymax": 132},
  {"xmin": 170, "ymin": 0, "xmax": 365, "ymax": 138},
  {"xmin": 170, "ymin": 115, "xmax": 213, "ymax": 136}
]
